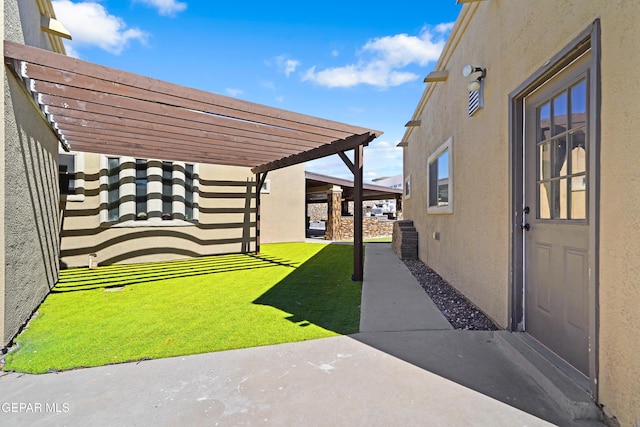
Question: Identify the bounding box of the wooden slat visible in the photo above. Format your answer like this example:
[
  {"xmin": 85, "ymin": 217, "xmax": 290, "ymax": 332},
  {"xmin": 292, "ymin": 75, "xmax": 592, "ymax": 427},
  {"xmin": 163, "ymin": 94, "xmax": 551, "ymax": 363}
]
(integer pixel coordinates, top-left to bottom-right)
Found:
[
  {"xmin": 6, "ymin": 42, "xmax": 380, "ymax": 136},
  {"xmin": 53, "ymin": 116, "xmax": 308, "ymax": 157},
  {"xmin": 66, "ymin": 136, "xmax": 266, "ymax": 167},
  {"xmin": 26, "ymin": 63, "xmax": 351, "ymax": 139},
  {"xmin": 61, "ymin": 129, "xmax": 275, "ymax": 162},
  {"xmin": 34, "ymin": 85, "xmax": 336, "ymax": 147},
  {"xmin": 41, "ymin": 95, "xmax": 327, "ymax": 147}
]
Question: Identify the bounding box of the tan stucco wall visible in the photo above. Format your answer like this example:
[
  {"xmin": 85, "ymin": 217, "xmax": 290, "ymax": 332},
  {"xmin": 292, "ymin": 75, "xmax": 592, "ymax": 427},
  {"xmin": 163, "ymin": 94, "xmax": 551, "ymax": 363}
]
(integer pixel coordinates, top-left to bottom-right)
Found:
[
  {"xmin": 403, "ymin": 1, "xmax": 640, "ymax": 425},
  {"xmin": 1, "ymin": 0, "xmax": 6, "ymax": 345},
  {"xmin": 259, "ymin": 163, "xmax": 305, "ymax": 244},
  {"xmin": 60, "ymin": 154, "xmax": 304, "ymax": 267},
  {"xmin": 2, "ymin": 0, "xmax": 61, "ymax": 347}
]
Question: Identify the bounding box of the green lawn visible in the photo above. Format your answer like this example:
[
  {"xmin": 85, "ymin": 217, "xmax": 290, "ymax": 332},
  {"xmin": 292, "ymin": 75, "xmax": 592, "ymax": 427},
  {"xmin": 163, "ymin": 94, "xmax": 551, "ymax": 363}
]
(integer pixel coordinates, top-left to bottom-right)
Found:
[{"xmin": 4, "ymin": 243, "xmax": 361, "ymax": 374}]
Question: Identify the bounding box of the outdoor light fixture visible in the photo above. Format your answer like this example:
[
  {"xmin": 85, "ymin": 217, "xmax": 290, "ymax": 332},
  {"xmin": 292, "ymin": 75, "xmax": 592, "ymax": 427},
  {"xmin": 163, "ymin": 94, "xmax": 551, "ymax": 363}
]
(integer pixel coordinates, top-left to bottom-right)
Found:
[
  {"xmin": 462, "ymin": 65, "xmax": 486, "ymax": 92},
  {"xmin": 463, "ymin": 65, "xmax": 486, "ymax": 116},
  {"xmin": 396, "ymin": 141, "xmax": 409, "ymax": 147},
  {"xmin": 405, "ymin": 120, "xmax": 422, "ymax": 127}
]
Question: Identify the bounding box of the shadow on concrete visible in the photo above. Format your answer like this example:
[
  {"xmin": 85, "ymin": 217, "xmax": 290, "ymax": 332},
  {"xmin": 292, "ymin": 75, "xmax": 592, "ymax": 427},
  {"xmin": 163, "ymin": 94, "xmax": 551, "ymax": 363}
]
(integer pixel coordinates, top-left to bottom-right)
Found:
[{"xmin": 348, "ymin": 243, "xmax": 603, "ymax": 427}]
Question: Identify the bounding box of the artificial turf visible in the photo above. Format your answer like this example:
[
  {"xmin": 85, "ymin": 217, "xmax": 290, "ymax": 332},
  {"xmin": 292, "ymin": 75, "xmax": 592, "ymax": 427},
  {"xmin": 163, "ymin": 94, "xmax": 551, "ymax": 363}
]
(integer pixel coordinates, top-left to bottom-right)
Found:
[{"xmin": 4, "ymin": 242, "xmax": 361, "ymax": 374}]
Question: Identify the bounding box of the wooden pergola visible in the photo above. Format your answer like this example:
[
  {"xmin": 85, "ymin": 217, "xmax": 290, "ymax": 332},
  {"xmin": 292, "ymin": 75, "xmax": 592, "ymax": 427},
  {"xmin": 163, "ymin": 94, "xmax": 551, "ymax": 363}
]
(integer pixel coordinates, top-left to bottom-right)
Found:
[{"xmin": 4, "ymin": 41, "xmax": 382, "ymax": 280}]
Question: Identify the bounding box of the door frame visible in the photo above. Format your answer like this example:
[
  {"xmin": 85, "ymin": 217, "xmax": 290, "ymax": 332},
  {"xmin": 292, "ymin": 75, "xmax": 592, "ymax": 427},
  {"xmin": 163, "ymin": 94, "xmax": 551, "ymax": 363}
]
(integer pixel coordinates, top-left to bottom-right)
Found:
[{"xmin": 508, "ymin": 20, "xmax": 601, "ymax": 398}]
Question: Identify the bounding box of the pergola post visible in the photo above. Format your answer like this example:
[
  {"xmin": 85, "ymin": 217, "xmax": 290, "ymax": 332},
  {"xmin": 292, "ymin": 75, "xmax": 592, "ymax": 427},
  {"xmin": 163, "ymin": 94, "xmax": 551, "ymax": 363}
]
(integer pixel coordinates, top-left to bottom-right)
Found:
[
  {"xmin": 353, "ymin": 145, "xmax": 364, "ymax": 281},
  {"xmin": 255, "ymin": 172, "xmax": 268, "ymax": 254},
  {"xmin": 339, "ymin": 147, "xmax": 364, "ymax": 281}
]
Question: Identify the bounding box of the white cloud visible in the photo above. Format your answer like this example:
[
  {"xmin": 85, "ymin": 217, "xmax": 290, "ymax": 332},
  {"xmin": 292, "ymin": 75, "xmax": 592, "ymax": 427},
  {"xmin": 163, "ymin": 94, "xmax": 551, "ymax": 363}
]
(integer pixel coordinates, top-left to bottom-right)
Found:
[
  {"xmin": 63, "ymin": 43, "xmax": 81, "ymax": 58},
  {"xmin": 435, "ymin": 22, "xmax": 455, "ymax": 34},
  {"xmin": 133, "ymin": 0, "xmax": 187, "ymax": 16},
  {"xmin": 53, "ymin": 0, "xmax": 148, "ymax": 55},
  {"xmin": 303, "ymin": 63, "xmax": 417, "ymax": 89},
  {"xmin": 275, "ymin": 96, "xmax": 285, "ymax": 103},
  {"xmin": 303, "ymin": 23, "xmax": 453, "ymax": 88},
  {"xmin": 331, "ymin": 49, "xmax": 339, "ymax": 57},
  {"xmin": 274, "ymin": 55, "xmax": 301, "ymax": 77},
  {"xmin": 226, "ymin": 88, "xmax": 244, "ymax": 97}
]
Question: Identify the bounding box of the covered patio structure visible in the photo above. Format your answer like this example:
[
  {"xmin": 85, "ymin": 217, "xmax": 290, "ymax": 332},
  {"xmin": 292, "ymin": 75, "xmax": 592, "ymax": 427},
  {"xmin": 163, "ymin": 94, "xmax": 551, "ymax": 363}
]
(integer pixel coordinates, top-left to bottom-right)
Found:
[
  {"xmin": 3, "ymin": 41, "xmax": 382, "ymax": 280},
  {"xmin": 306, "ymin": 171, "xmax": 402, "ymax": 240}
]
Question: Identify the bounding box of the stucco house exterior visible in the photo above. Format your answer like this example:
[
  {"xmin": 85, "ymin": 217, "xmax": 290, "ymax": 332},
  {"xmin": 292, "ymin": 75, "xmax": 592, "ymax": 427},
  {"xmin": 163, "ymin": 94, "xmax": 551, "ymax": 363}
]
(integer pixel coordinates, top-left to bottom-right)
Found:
[
  {"xmin": 401, "ymin": 1, "xmax": 639, "ymax": 425},
  {"xmin": 59, "ymin": 152, "xmax": 305, "ymax": 268}
]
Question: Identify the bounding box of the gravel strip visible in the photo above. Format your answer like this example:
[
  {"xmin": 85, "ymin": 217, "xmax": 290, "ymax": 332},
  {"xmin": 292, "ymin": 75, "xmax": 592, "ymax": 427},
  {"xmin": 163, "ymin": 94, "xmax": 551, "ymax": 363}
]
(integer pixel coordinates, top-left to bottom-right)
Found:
[{"xmin": 403, "ymin": 259, "xmax": 499, "ymax": 331}]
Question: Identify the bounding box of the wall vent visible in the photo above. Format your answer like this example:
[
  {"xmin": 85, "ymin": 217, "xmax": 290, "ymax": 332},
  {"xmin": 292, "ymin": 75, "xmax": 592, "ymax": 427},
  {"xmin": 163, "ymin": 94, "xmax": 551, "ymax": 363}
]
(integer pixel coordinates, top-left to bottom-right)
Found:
[{"xmin": 468, "ymin": 85, "xmax": 484, "ymax": 116}]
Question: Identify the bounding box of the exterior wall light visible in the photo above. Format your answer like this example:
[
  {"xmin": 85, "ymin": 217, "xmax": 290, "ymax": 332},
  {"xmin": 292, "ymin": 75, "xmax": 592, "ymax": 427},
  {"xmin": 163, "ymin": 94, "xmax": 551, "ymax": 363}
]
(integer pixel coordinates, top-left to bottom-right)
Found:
[
  {"xmin": 462, "ymin": 65, "xmax": 486, "ymax": 91},
  {"xmin": 462, "ymin": 65, "xmax": 486, "ymax": 117}
]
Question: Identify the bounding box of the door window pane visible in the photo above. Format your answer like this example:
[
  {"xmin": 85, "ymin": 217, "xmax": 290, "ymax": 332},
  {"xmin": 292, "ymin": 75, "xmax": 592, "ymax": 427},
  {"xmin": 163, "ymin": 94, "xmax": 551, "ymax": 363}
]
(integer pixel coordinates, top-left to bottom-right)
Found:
[
  {"xmin": 571, "ymin": 176, "xmax": 587, "ymax": 220},
  {"xmin": 552, "ymin": 92, "xmax": 568, "ymax": 136},
  {"xmin": 538, "ymin": 102, "xmax": 551, "ymax": 142},
  {"xmin": 539, "ymin": 143, "xmax": 551, "ymax": 180},
  {"xmin": 570, "ymin": 130, "xmax": 586, "ymax": 174},
  {"xmin": 553, "ymin": 136, "xmax": 568, "ymax": 178},
  {"xmin": 539, "ymin": 182, "xmax": 551, "ymax": 219},
  {"xmin": 558, "ymin": 178, "xmax": 568, "ymax": 219},
  {"xmin": 571, "ymin": 80, "xmax": 587, "ymax": 129}
]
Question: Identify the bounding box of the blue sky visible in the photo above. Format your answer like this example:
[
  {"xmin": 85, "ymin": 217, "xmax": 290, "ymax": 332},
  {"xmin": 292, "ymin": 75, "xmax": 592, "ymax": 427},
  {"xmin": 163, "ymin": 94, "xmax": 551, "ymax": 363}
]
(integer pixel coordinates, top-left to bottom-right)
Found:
[{"xmin": 52, "ymin": 0, "xmax": 461, "ymax": 182}]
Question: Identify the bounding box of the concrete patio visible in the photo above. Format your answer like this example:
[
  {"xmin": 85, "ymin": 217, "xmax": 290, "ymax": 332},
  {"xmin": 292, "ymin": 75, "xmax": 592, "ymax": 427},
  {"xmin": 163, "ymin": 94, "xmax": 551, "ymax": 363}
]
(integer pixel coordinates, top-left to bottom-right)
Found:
[{"xmin": 0, "ymin": 243, "xmax": 604, "ymax": 426}]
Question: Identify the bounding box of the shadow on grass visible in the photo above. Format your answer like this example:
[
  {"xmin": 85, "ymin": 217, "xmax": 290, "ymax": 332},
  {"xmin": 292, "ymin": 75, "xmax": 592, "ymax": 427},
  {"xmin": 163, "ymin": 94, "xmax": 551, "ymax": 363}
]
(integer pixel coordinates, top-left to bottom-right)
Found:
[
  {"xmin": 53, "ymin": 253, "xmax": 298, "ymax": 293},
  {"xmin": 253, "ymin": 244, "xmax": 361, "ymax": 335}
]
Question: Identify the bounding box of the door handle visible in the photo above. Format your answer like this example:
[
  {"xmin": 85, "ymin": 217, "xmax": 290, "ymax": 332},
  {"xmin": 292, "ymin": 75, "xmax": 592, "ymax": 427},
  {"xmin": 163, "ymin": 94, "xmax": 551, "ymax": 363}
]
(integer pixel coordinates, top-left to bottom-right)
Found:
[{"xmin": 520, "ymin": 223, "xmax": 530, "ymax": 231}]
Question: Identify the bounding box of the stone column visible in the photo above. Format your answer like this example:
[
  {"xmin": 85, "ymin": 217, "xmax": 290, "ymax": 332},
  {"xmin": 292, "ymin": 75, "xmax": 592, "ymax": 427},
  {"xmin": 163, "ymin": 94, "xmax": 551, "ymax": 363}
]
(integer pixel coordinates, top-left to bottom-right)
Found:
[{"xmin": 324, "ymin": 185, "xmax": 343, "ymax": 240}]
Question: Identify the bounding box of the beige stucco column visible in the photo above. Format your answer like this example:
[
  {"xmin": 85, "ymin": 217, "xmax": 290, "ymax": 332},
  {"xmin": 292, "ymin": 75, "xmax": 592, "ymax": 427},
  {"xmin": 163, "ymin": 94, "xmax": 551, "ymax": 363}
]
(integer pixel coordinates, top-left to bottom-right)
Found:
[{"xmin": 324, "ymin": 185, "xmax": 343, "ymax": 240}]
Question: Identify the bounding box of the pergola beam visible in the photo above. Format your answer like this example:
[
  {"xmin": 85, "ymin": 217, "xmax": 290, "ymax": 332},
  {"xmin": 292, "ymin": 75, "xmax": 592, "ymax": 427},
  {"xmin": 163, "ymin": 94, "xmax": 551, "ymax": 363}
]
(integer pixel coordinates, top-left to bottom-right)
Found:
[
  {"xmin": 252, "ymin": 132, "xmax": 376, "ymax": 175},
  {"xmin": 338, "ymin": 151, "xmax": 355, "ymax": 175}
]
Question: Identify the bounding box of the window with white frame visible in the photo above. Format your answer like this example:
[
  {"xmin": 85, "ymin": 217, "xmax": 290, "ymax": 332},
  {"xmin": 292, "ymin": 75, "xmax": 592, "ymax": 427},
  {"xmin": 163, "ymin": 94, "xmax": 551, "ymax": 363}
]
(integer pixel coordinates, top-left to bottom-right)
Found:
[
  {"xmin": 100, "ymin": 156, "xmax": 199, "ymax": 226},
  {"xmin": 427, "ymin": 137, "xmax": 453, "ymax": 214},
  {"xmin": 58, "ymin": 151, "xmax": 85, "ymax": 201},
  {"xmin": 404, "ymin": 175, "xmax": 411, "ymax": 199}
]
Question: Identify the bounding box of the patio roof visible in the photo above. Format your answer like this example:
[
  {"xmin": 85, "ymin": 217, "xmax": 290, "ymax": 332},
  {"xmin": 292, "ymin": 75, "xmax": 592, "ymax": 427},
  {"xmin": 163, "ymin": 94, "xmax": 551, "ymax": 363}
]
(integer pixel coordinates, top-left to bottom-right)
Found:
[
  {"xmin": 306, "ymin": 171, "xmax": 402, "ymax": 202},
  {"xmin": 3, "ymin": 41, "xmax": 382, "ymax": 174}
]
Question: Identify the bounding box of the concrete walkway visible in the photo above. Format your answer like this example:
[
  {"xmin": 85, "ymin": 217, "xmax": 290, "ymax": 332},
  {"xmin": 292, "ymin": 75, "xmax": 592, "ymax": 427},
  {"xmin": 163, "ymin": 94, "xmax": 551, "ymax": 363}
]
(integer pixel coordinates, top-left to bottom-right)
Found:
[{"xmin": 0, "ymin": 243, "xmax": 602, "ymax": 426}]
